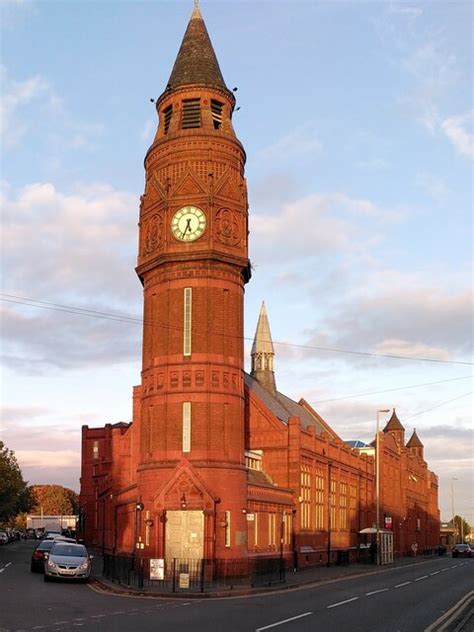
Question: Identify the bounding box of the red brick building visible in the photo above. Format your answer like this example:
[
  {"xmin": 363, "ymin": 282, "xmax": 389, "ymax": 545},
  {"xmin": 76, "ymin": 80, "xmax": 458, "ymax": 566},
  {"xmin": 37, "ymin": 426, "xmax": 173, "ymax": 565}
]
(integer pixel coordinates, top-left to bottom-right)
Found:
[{"xmin": 80, "ymin": 5, "xmax": 439, "ymax": 566}]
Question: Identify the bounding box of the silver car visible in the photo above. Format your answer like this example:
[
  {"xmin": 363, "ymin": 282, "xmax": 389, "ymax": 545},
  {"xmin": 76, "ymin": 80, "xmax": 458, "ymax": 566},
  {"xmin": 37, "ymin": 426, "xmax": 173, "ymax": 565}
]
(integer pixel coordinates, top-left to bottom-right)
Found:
[{"xmin": 44, "ymin": 542, "xmax": 93, "ymax": 582}]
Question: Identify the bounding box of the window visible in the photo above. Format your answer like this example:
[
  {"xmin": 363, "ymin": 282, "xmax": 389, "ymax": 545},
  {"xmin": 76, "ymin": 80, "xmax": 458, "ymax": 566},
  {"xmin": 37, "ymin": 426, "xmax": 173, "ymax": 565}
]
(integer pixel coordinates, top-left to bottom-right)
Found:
[
  {"xmin": 163, "ymin": 105, "xmax": 173, "ymax": 134},
  {"xmin": 211, "ymin": 99, "xmax": 224, "ymax": 129},
  {"xmin": 268, "ymin": 513, "xmax": 276, "ymax": 546},
  {"xmin": 245, "ymin": 450, "xmax": 263, "ymax": 471},
  {"xmin": 283, "ymin": 513, "xmax": 291, "ymax": 545},
  {"xmin": 339, "ymin": 482, "xmax": 347, "ymax": 530},
  {"xmin": 225, "ymin": 511, "xmax": 231, "ymax": 547},
  {"xmin": 183, "ymin": 288, "xmax": 192, "ymax": 356},
  {"xmin": 301, "ymin": 465, "xmax": 312, "ymax": 529},
  {"xmin": 182, "ymin": 99, "xmax": 201, "ymax": 129},
  {"xmin": 315, "ymin": 471, "xmax": 325, "ymax": 529},
  {"xmin": 254, "ymin": 512, "xmax": 259, "ymax": 546},
  {"xmin": 92, "ymin": 441, "xmax": 99, "ymax": 460},
  {"xmin": 330, "ymin": 479, "xmax": 337, "ymax": 530},
  {"xmin": 182, "ymin": 402, "xmax": 191, "ymax": 452}
]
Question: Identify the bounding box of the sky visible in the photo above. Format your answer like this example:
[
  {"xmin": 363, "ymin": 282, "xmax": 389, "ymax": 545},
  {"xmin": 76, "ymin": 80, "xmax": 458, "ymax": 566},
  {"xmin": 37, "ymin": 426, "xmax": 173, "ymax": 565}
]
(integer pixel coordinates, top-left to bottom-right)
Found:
[{"xmin": 0, "ymin": 0, "xmax": 472, "ymax": 525}]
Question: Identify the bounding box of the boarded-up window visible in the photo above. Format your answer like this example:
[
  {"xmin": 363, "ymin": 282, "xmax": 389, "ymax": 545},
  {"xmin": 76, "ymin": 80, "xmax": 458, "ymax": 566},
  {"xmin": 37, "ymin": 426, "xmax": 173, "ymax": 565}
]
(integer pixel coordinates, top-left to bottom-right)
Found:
[{"xmin": 182, "ymin": 99, "xmax": 201, "ymax": 129}]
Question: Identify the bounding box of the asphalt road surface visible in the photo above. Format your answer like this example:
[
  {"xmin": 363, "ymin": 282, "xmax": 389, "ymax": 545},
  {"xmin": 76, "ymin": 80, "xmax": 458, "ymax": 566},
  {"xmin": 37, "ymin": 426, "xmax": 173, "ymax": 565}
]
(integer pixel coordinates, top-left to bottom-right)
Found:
[{"xmin": 1, "ymin": 540, "xmax": 472, "ymax": 632}]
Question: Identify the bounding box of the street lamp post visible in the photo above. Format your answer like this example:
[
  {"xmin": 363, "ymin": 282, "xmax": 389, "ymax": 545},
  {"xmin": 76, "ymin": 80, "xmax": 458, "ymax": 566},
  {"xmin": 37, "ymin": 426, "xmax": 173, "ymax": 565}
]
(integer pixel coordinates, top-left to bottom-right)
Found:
[
  {"xmin": 451, "ymin": 477, "xmax": 458, "ymax": 547},
  {"xmin": 376, "ymin": 409, "xmax": 390, "ymax": 565}
]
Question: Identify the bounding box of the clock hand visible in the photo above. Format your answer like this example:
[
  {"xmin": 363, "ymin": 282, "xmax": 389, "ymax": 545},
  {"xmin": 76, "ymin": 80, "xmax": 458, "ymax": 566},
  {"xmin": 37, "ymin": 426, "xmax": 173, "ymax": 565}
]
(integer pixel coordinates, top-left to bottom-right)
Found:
[{"xmin": 185, "ymin": 218, "xmax": 192, "ymax": 233}]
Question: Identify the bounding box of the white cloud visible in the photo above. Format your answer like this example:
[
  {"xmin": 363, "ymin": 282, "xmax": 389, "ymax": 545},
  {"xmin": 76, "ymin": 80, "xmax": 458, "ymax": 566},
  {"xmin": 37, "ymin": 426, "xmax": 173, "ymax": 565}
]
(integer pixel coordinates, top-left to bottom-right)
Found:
[
  {"xmin": 16, "ymin": 449, "xmax": 80, "ymax": 469},
  {"xmin": 251, "ymin": 192, "xmax": 400, "ymax": 262},
  {"xmin": 441, "ymin": 111, "xmax": 473, "ymax": 158},
  {"xmin": 0, "ymin": 66, "xmax": 50, "ymax": 146},
  {"xmin": 259, "ymin": 123, "xmax": 322, "ymax": 161},
  {"xmin": 1, "ymin": 180, "xmax": 142, "ymax": 371}
]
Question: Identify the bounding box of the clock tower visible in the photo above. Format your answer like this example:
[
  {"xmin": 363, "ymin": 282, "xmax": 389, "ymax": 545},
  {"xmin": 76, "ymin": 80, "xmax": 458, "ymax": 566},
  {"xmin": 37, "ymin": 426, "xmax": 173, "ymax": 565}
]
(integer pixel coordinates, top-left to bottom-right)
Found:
[{"xmin": 135, "ymin": 3, "xmax": 251, "ymax": 560}]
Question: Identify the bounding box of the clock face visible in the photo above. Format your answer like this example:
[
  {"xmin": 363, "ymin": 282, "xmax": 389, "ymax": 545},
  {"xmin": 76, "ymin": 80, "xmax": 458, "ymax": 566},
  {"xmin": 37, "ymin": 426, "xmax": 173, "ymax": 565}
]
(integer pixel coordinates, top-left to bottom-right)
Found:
[{"xmin": 171, "ymin": 206, "xmax": 207, "ymax": 242}]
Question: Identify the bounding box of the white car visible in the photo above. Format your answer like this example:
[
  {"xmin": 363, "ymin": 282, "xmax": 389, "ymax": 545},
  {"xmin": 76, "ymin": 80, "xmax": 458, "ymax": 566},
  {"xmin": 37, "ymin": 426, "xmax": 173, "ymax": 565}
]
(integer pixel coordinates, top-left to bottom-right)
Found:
[{"xmin": 44, "ymin": 542, "xmax": 93, "ymax": 582}]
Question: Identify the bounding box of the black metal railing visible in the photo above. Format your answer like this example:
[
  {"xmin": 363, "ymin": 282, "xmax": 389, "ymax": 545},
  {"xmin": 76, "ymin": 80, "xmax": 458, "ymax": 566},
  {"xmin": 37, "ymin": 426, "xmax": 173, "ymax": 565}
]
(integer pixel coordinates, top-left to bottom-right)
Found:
[{"xmin": 102, "ymin": 554, "xmax": 286, "ymax": 593}]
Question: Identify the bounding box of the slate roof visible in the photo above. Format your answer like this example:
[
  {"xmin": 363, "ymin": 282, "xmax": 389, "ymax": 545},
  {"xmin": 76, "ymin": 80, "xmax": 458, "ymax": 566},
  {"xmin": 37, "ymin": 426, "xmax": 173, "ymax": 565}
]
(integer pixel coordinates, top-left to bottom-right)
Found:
[
  {"xmin": 383, "ymin": 408, "xmax": 405, "ymax": 433},
  {"xmin": 406, "ymin": 428, "xmax": 424, "ymax": 448},
  {"xmin": 245, "ymin": 373, "xmax": 330, "ymax": 437},
  {"xmin": 346, "ymin": 440, "xmax": 369, "ymax": 448},
  {"xmin": 167, "ymin": 4, "xmax": 229, "ymax": 93},
  {"xmin": 247, "ymin": 469, "xmax": 276, "ymax": 489}
]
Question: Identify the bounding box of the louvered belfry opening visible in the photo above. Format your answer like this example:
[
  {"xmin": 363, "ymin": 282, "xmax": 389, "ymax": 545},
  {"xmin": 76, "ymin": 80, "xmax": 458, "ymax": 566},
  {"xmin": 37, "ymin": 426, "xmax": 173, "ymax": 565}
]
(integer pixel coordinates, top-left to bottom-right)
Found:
[
  {"xmin": 211, "ymin": 99, "xmax": 224, "ymax": 129},
  {"xmin": 182, "ymin": 98, "xmax": 201, "ymax": 129},
  {"xmin": 163, "ymin": 105, "xmax": 173, "ymax": 134}
]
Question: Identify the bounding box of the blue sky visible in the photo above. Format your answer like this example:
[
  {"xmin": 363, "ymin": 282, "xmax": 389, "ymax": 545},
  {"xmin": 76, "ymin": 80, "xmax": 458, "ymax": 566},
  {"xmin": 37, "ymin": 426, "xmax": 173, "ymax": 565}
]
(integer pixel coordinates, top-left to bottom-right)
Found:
[{"xmin": 1, "ymin": 0, "xmax": 472, "ymax": 525}]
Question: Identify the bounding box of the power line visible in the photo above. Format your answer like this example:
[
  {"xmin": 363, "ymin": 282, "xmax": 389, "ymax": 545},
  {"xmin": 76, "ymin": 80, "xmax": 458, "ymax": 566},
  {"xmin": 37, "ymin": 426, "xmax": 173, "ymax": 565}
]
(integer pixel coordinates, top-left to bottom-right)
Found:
[
  {"xmin": 1, "ymin": 292, "xmax": 472, "ymax": 366},
  {"xmin": 404, "ymin": 391, "xmax": 473, "ymax": 420},
  {"xmin": 312, "ymin": 375, "xmax": 473, "ymax": 404}
]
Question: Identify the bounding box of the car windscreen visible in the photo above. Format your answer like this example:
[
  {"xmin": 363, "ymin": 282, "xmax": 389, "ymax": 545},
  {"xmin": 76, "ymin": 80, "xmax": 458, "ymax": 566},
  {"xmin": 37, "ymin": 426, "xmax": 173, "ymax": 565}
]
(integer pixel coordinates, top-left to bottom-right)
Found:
[
  {"xmin": 51, "ymin": 544, "xmax": 87, "ymax": 557},
  {"xmin": 37, "ymin": 540, "xmax": 55, "ymax": 550}
]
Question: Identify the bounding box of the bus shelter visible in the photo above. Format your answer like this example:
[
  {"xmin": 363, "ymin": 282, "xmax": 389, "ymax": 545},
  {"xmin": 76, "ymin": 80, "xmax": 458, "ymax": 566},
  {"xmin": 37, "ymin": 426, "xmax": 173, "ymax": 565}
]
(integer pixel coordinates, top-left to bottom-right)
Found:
[{"xmin": 359, "ymin": 527, "xmax": 393, "ymax": 565}]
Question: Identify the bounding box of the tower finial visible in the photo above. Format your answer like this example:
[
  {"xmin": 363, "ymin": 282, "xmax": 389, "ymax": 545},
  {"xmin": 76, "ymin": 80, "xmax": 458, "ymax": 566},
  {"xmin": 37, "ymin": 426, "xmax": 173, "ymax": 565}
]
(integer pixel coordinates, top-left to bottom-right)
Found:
[{"xmin": 192, "ymin": 0, "xmax": 201, "ymax": 18}]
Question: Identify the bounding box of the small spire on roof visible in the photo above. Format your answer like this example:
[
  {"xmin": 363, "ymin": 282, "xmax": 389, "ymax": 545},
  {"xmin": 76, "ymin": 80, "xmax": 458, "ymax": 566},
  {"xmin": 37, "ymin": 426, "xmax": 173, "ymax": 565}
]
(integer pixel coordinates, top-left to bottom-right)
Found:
[
  {"xmin": 251, "ymin": 302, "xmax": 277, "ymax": 394},
  {"xmin": 383, "ymin": 407, "xmax": 405, "ymax": 433},
  {"xmin": 406, "ymin": 428, "xmax": 424, "ymax": 448}
]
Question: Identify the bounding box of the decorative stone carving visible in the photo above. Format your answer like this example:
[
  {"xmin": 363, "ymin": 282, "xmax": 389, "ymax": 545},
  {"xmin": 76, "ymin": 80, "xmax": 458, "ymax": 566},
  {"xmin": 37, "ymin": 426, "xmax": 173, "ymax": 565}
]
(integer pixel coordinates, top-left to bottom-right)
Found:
[
  {"xmin": 215, "ymin": 208, "xmax": 240, "ymax": 246},
  {"xmin": 144, "ymin": 214, "xmax": 163, "ymax": 254}
]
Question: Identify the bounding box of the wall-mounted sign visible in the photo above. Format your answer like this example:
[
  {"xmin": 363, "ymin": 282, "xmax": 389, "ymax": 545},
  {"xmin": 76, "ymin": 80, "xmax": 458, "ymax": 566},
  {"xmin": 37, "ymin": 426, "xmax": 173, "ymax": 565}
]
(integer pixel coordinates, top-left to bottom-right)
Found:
[
  {"xmin": 179, "ymin": 573, "xmax": 190, "ymax": 588},
  {"xmin": 150, "ymin": 558, "xmax": 164, "ymax": 580},
  {"xmin": 246, "ymin": 513, "xmax": 255, "ymax": 521}
]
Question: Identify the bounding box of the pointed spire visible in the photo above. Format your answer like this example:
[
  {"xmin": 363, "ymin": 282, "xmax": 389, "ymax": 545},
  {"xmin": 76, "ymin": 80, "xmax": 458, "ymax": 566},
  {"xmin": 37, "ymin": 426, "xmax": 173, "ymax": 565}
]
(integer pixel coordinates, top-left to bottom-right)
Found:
[
  {"xmin": 251, "ymin": 302, "xmax": 277, "ymax": 394},
  {"xmin": 166, "ymin": 3, "xmax": 230, "ymax": 94},
  {"xmin": 383, "ymin": 408, "xmax": 405, "ymax": 433},
  {"xmin": 406, "ymin": 428, "xmax": 424, "ymax": 448}
]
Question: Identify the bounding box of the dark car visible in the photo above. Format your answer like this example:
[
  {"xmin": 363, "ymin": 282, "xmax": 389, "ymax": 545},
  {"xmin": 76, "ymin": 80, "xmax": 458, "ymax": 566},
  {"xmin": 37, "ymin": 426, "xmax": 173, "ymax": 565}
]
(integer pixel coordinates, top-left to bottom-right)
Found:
[
  {"xmin": 30, "ymin": 537, "xmax": 76, "ymax": 573},
  {"xmin": 452, "ymin": 543, "xmax": 472, "ymax": 558}
]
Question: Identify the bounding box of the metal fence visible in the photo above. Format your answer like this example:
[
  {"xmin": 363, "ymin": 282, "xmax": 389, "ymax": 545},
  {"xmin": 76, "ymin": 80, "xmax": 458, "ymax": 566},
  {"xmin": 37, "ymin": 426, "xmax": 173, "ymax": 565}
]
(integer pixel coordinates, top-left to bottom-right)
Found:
[{"xmin": 102, "ymin": 554, "xmax": 286, "ymax": 593}]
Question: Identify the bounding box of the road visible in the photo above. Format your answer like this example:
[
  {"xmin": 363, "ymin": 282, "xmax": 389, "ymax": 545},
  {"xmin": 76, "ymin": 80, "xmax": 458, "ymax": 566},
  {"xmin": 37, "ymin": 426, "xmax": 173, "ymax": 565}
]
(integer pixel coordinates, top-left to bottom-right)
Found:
[{"xmin": 0, "ymin": 540, "xmax": 472, "ymax": 632}]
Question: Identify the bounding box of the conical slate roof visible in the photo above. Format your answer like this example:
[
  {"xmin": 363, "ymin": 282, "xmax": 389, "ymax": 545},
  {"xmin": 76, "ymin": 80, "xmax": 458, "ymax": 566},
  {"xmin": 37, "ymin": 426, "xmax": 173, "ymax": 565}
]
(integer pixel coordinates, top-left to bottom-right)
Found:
[
  {"xmin": 406, "ymin": 428, "xmax": 424, "ymax": 448},
  {"xmin": 251, "ymin": 302, "xmax": 275, "ymax": 356},
  {"xmin": 167, "ymin": 3, "xmax": 229, "ymax": 92},
  {"xmin": 383, "ymin": 408, "xmax": 405, "ymax": 433}
]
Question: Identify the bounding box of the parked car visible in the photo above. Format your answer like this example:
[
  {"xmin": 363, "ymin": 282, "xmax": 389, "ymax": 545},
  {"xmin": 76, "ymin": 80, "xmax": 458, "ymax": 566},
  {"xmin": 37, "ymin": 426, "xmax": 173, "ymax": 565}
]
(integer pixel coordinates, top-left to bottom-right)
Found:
[
  {"xmin": 30, "ymin": 539, "xmax": 63, "ymax": 572},
  {"xmin": 452, "ymin": 543, "xmax": 472, "ymax": 558},
  {"xmin": 0, "ymin": 531, "xmax": 8, "ymax": 545},
  {"xmin": 44, "ymin": 542, "xmax": 93, "ymax": 582}
]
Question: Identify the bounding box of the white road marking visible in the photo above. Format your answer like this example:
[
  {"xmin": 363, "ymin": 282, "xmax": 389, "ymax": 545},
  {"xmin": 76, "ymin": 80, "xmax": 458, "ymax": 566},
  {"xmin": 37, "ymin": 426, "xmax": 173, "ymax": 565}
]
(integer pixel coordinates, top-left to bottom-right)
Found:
[
  {"xmin": 32, "ymin": 627, "xmax": 46, "ymax": 630},
  {"xmin": 111, "ymin": 611, "xmax": 125, "ymax": 615},
  {"xmin": 327, "ymin": 597, "xmax": 359, "ymax": 609},
  {"xmin": 255, "ymin": 612, "xmax": 313, "ymax": 631},
  {"xmin": 430, "ymin": 571, "xmax": 440, "ymax": 576},
  {"xmin": 394, "ymin": 582, "xmax": 411, "ymax": 588},
  {"xmin": 366, "ymin": 588, "xmax": 389, "ymax": 596},
  {"xmin": 90, "ymin": 615, "xmax": 106, "ymax": 618},
  {"xmin": 0, "ymin": 562, "xmax": 12, "ymax": 574},
  {"xmin": 415, "ymin": 575, "xmax": 428, "ymax": 581}
]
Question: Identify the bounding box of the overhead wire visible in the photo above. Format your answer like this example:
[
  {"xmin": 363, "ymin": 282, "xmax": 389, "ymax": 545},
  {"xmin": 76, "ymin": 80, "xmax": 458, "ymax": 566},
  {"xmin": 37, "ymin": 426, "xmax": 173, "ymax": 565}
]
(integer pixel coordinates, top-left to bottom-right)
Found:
[{"xmin": 1, "ymin": 292, "xmax": 472, "ymax": 367}]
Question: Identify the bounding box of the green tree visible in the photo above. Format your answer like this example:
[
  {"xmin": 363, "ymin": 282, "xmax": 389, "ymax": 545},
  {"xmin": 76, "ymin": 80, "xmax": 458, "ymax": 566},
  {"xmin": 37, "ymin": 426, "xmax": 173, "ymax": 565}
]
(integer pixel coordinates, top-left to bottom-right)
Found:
[
  {"xmin": 0, "ymin": 441, "xmax": 34, "ymax": 523},
  {"xmin": 30, "ymin": 485, "xmax": 79, "ymax": 515},
  {"xmin": 454, "ymin": 515, "xmax": 471, "ymax": 542}
]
